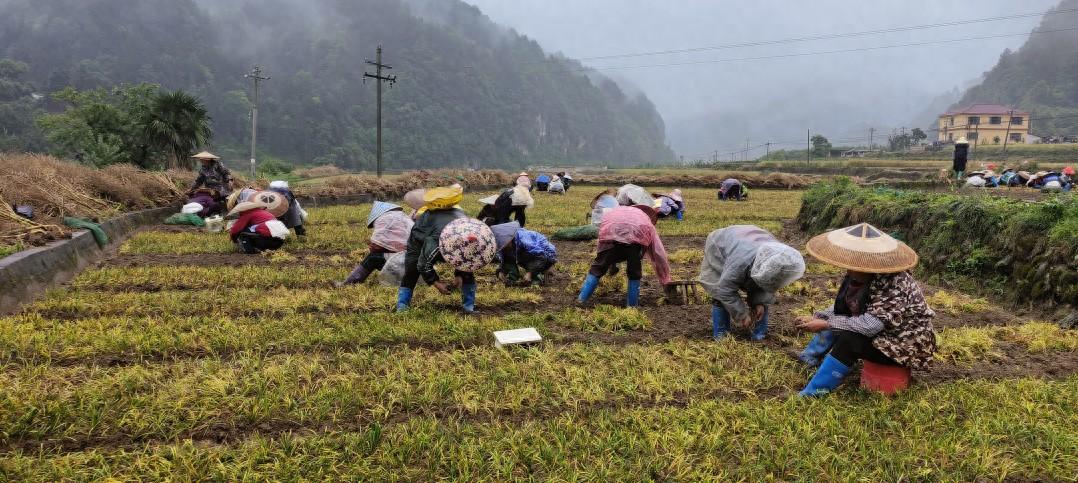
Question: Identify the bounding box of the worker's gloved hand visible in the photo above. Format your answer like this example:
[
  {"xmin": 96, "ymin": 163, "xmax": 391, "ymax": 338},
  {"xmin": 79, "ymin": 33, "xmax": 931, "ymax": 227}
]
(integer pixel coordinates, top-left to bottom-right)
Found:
[{"xmin": 735, "ymin": 314, "xmax": 754, "ymax": 329}]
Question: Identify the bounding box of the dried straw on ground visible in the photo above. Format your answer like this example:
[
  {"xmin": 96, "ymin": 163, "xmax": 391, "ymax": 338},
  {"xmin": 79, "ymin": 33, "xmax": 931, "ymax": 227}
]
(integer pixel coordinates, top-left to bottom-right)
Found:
[{"xmin": 0, "ymin": 154, "xmax": 194, "ymax": 246}]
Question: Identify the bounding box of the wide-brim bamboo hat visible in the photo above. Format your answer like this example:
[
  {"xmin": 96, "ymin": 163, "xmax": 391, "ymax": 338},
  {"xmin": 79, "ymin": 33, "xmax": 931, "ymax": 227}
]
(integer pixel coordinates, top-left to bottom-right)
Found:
[
  {"xmin": 191, "ymin": 151, "xmax": 220, "ymax": 160},
  {"xmin": 806, "ymin": 223, "xmax": 918, "ymax": 274},
  {"xmin": 228, "ymin": 190, "xmax": 288, "ymax": 218}
]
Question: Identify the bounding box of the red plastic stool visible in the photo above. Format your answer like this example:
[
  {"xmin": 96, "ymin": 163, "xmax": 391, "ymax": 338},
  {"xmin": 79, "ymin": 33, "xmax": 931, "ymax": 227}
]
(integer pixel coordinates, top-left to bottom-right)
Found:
[{"xmin": 860, "ymin": 361, "xmax": 911, "ymax": 395}]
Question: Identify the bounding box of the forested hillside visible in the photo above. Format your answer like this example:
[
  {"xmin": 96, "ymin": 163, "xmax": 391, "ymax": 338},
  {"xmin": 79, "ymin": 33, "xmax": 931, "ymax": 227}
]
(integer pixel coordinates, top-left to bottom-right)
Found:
[
  {"xmin": 954, "ymin": 0, "xmax": 1078, "ymax": 137},
  {"xmin": 0, "ymin": 0, "xmax": 673, "ymax": 169}
]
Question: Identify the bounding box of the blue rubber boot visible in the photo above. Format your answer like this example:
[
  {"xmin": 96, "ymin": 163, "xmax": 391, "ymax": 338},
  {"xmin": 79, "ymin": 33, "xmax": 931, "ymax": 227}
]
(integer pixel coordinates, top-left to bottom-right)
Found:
[
  {"xmin": 395, "ymin": 287, "xmax": 413, "ymax": 312},
  {"xmin": 577, "ymin": 273, "xmax": 601, "ymax": 303},
  {"xmin": 799, "ymin": 330, "xmax": 836, "ymax": 367},
  {"xmin": 461, "ymin": 283, "xmax": 477, "ymax": 314},
  {"xmin": 626, "ymin": 279, "xmax": 641, "ymax": 307},
  {"xmin": 798, "ymin": 355, "xmax": 852, "ymax": 397},
  {"xmin": 751, "ymin": 307, "xmax": 770, "ymax": 341},
  {"xmin": 711, "ymin": 305, "xmax": 730, "ymax": 340},
  {"xmin": 675, "ymin": 210, "xmax": 684, "ymax": 221}
]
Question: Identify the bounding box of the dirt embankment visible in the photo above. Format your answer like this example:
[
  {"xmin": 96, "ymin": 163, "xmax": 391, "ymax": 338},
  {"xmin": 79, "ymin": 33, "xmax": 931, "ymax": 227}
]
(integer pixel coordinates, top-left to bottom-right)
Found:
[{"xmin": 575, "ymin": 172, "xmax": 821, "ymax": 189}]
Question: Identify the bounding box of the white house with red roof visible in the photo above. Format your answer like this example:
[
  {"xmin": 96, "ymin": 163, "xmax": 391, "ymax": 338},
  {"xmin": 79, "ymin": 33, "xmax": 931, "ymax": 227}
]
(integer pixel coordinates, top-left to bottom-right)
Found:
[{"xmin": 938, "ymin": 104, "xmax": 1030, "ymax": 145}]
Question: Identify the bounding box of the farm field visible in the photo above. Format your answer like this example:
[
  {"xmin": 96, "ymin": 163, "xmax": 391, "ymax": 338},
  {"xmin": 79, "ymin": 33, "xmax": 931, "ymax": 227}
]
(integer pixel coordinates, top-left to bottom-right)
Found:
[{"xmin": 1, "ymin": 187, "xmax": 1076, "ymax": 480}]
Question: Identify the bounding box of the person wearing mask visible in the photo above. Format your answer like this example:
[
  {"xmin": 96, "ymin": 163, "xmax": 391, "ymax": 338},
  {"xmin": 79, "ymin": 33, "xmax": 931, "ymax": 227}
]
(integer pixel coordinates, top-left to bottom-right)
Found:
[
  {"xmin": 698, "ymin": 225, "xmax": 805, "ymax": 341},
  {"xmin": 795, "ymin": 223, "xmax": 936, "ymax": 397}
]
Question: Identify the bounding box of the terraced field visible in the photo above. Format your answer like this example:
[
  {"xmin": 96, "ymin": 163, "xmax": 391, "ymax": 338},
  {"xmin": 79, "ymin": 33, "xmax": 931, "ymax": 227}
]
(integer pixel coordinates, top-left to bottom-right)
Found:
[{"xmin": 1, "ymin": 187, "xmax": 1075, "ymax": 480}]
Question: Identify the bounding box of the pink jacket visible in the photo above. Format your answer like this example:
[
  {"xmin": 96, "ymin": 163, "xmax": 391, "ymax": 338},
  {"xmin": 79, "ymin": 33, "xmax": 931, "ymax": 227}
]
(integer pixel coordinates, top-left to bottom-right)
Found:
[{"xmin": 598, "ymin": 206, "xmax": 672, "ymax": 284}]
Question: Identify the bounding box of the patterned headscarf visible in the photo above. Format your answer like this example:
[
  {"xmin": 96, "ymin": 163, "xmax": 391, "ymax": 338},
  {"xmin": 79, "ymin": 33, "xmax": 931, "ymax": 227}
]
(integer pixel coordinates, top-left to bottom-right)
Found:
[{"xmin": 439, "ymin": 218, "xmax": 497, "ymax": 272}]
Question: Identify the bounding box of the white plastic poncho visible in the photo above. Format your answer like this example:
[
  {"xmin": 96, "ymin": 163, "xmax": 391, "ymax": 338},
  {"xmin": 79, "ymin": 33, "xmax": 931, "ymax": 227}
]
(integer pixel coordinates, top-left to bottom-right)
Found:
[
  {"xmin": 369, "ymin": 210, "xmax": 414, "ymax": 253},
  {"xmin": 591, "ymin": 194, "xmax": 618, "ymax": 226},
  {"xmin": 616, "ymin": 184, "xmax": 654, "ymax": 207},
  {"xmin": 548, "ymin": 179, "xmax": 565, "ymax": 193},
  {"xmin": 378, "ymin": 252, "xmax": 407, "ymax": 286},
  {"xmin": 510, "ymin": 184, "xmax": 534, "ymax": 207},
  {"xmin": 750, "ymin": 242, "xmax": 806, "ymax": 293},
  {"xmin": 698, "ymin": 225, "xmax": 805, "ymax": 323}
]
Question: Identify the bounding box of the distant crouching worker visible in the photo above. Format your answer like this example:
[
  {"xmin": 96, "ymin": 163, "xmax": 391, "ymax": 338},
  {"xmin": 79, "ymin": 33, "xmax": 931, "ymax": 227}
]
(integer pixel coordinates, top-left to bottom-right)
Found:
[
  {"xmin": 577, "ymin": 204, "xmax": 673, "ymax": 307},
  {"xmin": 698, "ymin": 225, "xmax": 805, "ymax": 341},
  {"xmin": 718, "ymin": 178, "xmax": 744, "ymax": 201},
  {"xmin": 796, "ymin": 223, "xmax": 936, "ymax": 397},
  {"xmin": 655, "ymin": 189, "xmax": 684, "ymax": 220},
  {"xmin": 535, "ymin": 174, "xmax": 551, "ymax": 191}
]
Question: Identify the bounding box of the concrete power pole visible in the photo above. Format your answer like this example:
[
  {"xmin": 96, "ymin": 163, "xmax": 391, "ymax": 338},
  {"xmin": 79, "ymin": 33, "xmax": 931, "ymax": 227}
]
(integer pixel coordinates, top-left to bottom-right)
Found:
[
  {"xmin": 364, "ymin": 45, "xmax": 397, "ymax": 178},
  {"xmin": 1002, "ymin": 109, "xmax": 1015, "ymax": 153},
  {"xmin": 869, "ymin": 127, "xmax": 875, "ymax": 149},
  {"xmin": 244, "ymin": 66, "xmax": 269, "ymax": 179}
]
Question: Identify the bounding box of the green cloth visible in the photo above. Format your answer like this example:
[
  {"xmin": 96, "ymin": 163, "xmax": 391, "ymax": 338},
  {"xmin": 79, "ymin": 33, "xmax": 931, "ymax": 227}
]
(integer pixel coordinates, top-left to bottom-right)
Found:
[
  {"xmin": 63, "ymin": 217, "xmax": 109, "ymax": 247},
  {"xmin": 553, "ymin": 224, "xmax": 599, "ymax": 241},
  {"xmin": 164, "ymin": 213, "xmax": 206, "ymax": 227}
]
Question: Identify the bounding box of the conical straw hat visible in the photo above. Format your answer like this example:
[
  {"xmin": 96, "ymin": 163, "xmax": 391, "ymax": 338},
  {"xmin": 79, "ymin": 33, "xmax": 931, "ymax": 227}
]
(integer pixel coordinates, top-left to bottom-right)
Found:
[
  {"xmin": 191, "ymin": 151, "xmax": 220, "ymax": 160},
  {"xmin": 806, "ymin": 223, "xmax": 918, "ymax": 274}
]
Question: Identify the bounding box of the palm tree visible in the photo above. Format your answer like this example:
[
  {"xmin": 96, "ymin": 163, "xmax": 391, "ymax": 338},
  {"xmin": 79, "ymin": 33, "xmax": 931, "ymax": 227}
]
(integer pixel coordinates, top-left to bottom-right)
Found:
[{"xmin": 142, "ymin": 90, "xmax": 212, "ymax": 169}]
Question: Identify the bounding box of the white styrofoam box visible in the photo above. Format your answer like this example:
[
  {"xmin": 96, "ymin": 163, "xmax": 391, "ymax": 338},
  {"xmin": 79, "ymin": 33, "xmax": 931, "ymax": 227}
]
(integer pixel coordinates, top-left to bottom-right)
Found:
[{"xmin": 493, "ymin": 327, "xmax": 542, "ymax": 348}]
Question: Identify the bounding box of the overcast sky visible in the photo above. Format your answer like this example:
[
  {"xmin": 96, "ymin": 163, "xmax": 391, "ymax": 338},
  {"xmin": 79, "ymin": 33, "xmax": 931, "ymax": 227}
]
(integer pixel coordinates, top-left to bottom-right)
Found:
[{"xmin": 465, "ymin": 0, "xmax": 1062, "ymax": 155}]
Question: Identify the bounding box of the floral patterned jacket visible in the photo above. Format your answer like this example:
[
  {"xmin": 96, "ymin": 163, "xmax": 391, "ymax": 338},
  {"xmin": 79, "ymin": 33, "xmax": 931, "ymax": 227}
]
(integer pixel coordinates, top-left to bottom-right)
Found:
[{"xmin": 866, "ymin": 271, "xmax": 937, "ymax": 369}]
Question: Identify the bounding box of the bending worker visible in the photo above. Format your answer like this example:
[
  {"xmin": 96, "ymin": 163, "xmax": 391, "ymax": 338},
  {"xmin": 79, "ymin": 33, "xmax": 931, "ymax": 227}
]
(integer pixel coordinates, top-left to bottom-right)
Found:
[
  {"xmin": 227, "ymin": 191, "xmax": 290, "ymax": 254},
  {"xmin": 698, "ymin": 225, "xmax": 805, "ymax": 341},
  {"xmin": 492, "ymin": 221, "xmax": 558, "ymax": 286},
  {"xmin": 577, "ymin": 203, "xmax": 672, "ymax": 307},
  {"xmin": 397, "ymin": 186, "xmax": 496, "ymax": 314},
  {"xmin": 796, "ymin": 223, "xmax": 936, "ymax": 397},
  {"xmin": 268, "ymin": 180, "xmax": 307, "ymax": 238},
  {"xmin": 337, "ymin": 201, "xmax": 413, "ymax": 286}
]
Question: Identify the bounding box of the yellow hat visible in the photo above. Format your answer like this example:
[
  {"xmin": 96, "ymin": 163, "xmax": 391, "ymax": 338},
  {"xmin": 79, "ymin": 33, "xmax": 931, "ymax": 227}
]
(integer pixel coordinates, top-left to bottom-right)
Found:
[{"xmin": 423, "ymin": 185, "xmax": 464, "ymax": 210}]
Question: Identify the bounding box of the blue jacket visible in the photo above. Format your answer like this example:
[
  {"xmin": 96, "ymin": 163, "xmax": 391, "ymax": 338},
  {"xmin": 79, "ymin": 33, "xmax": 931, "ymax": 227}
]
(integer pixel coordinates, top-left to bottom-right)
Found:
[{"xmin": 516, "ymin": 229, "xmax": 557, "ymax": 261}]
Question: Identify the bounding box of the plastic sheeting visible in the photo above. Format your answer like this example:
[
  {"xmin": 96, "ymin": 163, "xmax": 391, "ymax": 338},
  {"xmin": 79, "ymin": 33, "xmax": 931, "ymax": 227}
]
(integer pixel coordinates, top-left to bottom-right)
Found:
[
  {"xmin": 750, "ymin": 242, "xmax": 806, "ymax": 292},
  {"xmin": 510, "ymin": 185, "xmax": 534, "ymax": 207},
  {"xmin": 369, "ymin": 210, "xmax": 414, "ymax": 252},
  {"xmin": 616, "ymin": 184, "xmax": 653, "ymax": 206},
  {"xmin": 378, "ymin": 252, "xmax": 407, "ymax": 287}
]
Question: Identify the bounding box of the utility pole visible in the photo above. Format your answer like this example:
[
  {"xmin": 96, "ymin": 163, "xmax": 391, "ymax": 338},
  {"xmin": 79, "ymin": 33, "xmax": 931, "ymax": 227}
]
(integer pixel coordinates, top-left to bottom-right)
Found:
[
  {"xmin": 765, "ymin": 142, "xmax": 771, "ymax": 158},
  {"xmin": 744, "ymin": 138, "xmax": 750, "ymax": 162},
  {"xmin": 244, "ymin": 66, "xmax": 269, "ymax": 179},
  {"xmin": 364, "ymin": 45, "xmax": 397, "ymax": 178},
  {"xmin": 1002, "ymin": 109, "xmax": 1014, "ymax": 153},
  {"xmin": 869, "ymin": 127, "xmax": 875, "ymax": 149},
  {"xmin": 806, "ymin": 129, "xmax": 811, "ymax": 165}
]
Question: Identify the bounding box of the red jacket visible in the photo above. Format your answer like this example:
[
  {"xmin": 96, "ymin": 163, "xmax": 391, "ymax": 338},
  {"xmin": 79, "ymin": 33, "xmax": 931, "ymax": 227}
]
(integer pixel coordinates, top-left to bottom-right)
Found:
[{"xmin": 230, "ymin": 208, "xmax": 277, "ymax": 240}]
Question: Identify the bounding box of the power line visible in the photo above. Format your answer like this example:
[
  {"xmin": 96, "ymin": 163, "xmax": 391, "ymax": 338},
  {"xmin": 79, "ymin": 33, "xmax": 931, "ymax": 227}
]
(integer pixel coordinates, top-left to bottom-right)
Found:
[
  {"xmin": 557, "ymin": 7, "xmax": 1078, "ymax": 64},
  {"xmin": 542, "ymin": 26, "xmax": 1078, "ymax": 74}
]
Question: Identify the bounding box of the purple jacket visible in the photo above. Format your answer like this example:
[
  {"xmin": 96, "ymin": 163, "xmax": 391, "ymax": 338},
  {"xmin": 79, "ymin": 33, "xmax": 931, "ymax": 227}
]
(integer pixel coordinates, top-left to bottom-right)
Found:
[{"xmin": 189, "ymin": 192, "xmax": 218, "ymax": 218}]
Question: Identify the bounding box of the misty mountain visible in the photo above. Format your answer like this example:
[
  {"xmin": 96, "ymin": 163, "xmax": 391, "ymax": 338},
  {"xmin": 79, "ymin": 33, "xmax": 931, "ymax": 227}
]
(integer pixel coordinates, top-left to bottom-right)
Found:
[
  {"xmin": 0, "ymin": 0, "xmax": 673, "ymax": 169},
  {"xmin": 952, "ymin": 0, "xmax": 1078, "ymax": 137}
]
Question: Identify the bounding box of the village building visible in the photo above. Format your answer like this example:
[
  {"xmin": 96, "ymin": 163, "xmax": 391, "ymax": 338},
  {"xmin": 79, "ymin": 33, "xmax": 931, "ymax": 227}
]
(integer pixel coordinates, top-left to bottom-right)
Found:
[{"xmin": 937, "ymin": 104, "xmax": 1030, "ymax": 145}]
